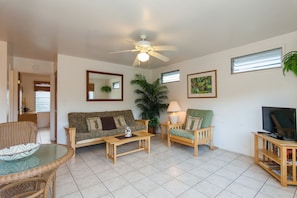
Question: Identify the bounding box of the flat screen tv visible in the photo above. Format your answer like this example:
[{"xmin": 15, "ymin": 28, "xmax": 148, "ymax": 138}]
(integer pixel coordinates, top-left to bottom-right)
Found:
[{"xmin": 262, "ymin": 106, "xmax": 297, "ymax": 140}]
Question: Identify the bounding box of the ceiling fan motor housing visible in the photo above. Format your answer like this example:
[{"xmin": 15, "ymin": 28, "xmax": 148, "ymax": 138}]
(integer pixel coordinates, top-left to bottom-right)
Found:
[{"xmin": 136, "ymin": 40, "xmax": 151, "ymax": 51}]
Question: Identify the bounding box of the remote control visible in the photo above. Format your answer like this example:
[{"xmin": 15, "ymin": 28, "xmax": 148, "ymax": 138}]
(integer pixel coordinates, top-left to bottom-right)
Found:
[{"xmin": 257, "ymin": 131, "xmax": 269, "ymax": 134}]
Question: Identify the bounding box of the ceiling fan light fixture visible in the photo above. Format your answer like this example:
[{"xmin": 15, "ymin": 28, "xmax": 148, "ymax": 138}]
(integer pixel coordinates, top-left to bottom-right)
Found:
[{"xmin": 137, "ymin": 52, "xmax": 149, "ymax": 62}]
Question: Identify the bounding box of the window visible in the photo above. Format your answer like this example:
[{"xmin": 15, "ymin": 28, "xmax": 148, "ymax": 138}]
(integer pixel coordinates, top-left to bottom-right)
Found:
[
  {"xmin": 161, "ymin": 70, "xmax": 180, "ymax": 83},
  {"xmin": 231, "ymin": 48, "xmax": 282, "ymax": 74},
  {"xmin": 113, "ymin": 82, "xmax": 120, "ymax": 89},
  {"xmin": 35, "ymin": 91, "xmax": 50, "ymax": 112},
  {"xmin": 34, "ymin": 81, "xmax": 50, "ymax": 112}
]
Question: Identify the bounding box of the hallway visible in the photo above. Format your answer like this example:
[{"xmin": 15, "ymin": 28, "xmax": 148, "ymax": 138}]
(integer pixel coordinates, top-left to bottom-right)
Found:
[{"xmin": 37, "ymin": 127, "xmax": 51, "ymax": 144}]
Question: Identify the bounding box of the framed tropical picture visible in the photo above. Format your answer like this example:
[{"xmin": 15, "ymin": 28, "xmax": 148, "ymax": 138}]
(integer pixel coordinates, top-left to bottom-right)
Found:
[{"xmin": 187, "ymin": 70, "xmax": 217, "ymax": 98}]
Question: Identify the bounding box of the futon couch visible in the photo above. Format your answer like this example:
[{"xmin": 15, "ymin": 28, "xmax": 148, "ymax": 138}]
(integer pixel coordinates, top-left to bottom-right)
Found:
[{"xmin": 65, "ymin": 110, "xmax": 148, "ymax": 156}]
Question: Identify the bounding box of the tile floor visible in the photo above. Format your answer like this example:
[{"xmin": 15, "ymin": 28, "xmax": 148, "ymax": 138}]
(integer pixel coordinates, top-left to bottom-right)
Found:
[{"xmin": 38, "ymin": 129, "xmax": 297, "ymax": 198}]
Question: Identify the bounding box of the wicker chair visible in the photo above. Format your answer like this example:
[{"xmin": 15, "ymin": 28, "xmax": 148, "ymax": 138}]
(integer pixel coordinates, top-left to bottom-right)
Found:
[
  {"xmin": 0, "ymin": 121, "xmax": 53, "ymax": 198},
  {"xmin": 0, "ymin": 177, "xmax": 47, "ymax": 198},
  {"xmin": 0, "ymin": 121, "xmax": 38, "ymax": 149}
]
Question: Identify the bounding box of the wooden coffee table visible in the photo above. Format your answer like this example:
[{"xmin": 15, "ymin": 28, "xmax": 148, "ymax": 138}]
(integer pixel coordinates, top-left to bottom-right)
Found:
[{"xmin": 103, "ymin": 131, "xmax": 154, "ymax": 165}]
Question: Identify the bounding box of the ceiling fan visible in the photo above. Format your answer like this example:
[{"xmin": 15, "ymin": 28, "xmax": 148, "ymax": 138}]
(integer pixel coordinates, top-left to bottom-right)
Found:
[{"xmin": 110, "ymin": 34, "xmax": 176, "ymax": 66}]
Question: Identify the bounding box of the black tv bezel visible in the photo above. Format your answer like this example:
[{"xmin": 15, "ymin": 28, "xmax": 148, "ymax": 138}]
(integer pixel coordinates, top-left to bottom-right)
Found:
[{"xmin": 262, "ymin": 106, "xmax": 297, "ymax": 141}]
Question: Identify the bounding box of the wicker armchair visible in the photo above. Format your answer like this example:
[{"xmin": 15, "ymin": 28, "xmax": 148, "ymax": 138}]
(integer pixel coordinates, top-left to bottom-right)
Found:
[
  {"xmin": 0, "ymin": 121, "xmax": 52, "ymax": 198},
  {"xmin": 0, "ymin": 121, "xmax": 38, "ymax": 149},
  {"xmin": 0, "ymin": 178, "xmax": 47, "ymax": 198},
  {"xmin": 167, "ymin": 109, "xmax": 214, "ymax": 157}
]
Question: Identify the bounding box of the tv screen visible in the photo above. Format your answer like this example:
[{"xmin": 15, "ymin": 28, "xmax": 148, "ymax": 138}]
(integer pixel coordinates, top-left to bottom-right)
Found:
[{"xmin": 262, "ymin": 106, "xmax": 297, "ymax": 140}]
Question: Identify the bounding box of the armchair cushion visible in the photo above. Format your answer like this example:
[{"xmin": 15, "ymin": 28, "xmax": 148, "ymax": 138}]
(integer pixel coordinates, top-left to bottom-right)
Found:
[
  {"xmin": 168, "ymin": 109, "xmax": 214, "ymax": 157},
  {"xmin": 170, "ymin": 129, "xmax": 194, "ymax": 140},
  {"xmin": 187, "ymin": 109, "xmax": 213, "ymax": 128}
]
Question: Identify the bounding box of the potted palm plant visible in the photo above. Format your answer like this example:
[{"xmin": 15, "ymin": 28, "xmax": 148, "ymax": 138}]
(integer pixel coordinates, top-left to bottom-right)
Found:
[
  {"xmin": 131, "ymin": 74, "xmax": 168, "ymax": 133},
  {"xmin": 282, "ymin": 51, "xmax": 297, "ymax": 76}
]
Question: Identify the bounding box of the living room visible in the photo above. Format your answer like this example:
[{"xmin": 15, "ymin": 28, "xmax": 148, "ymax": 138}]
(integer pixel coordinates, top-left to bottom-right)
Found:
[
  {"xmin": 1, "ymin": 1, "xmax": 297, "ymax": 196},
  {"xmin": 0, "ymin": 29, "xmax": 297, "ymax": 158},
  {"xmin": 56, "ymin": 30, "xmax": 297, "ymax": 157},
  {"xmin": 2, "ymin": 31, "xmax": 297, "ymax": 197},
  {"xmin": 0, "ymin": 1, "xmax": 297, "ymax": 158}
]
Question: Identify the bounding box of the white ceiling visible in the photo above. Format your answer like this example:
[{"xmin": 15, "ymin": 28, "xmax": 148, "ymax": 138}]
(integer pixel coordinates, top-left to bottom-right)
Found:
[{"xmin": 1, "ymin": 0, "xmax": 297, "ymax": 68}]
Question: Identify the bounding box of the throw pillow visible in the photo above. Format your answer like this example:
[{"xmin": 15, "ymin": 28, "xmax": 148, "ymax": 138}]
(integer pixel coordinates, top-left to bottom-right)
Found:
[
  {"xmin": 100, "ymin": 116, "xmax": 117, "ymax": 130},
  {"xmin": 185, "ymin": 116, "xmax": 203, "ymax": 130},
  {"xmin": 191, "ymin": 117, "xmax": 203, "ymax": 130},
  {"xmin": 86, "ymin": 117, "xmax": 102, "ymax": 131},
  {"xmin": 113, "ymin": 115, "xmax": 127, "ymax": 128},
  {"xmin": 185, "ymin": 116, "xmax": 195, "ymax": 130}
]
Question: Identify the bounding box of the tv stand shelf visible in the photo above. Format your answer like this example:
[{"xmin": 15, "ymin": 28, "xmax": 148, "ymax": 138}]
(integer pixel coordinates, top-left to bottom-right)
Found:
[{"xmin": 254, "ymin": 132, "xmax": 297, "ymax": 186}]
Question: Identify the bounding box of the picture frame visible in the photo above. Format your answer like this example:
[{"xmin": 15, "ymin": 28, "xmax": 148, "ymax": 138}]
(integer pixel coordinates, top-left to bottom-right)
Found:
[{"xmin": 187, "ymin": 70, "xmax": 217, "ymax": 98}]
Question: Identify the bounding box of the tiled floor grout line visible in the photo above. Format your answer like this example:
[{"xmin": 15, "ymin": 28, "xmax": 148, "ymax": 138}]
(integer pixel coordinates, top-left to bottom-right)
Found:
[
  {"xmin": 189, "ymin": 153, "xmax": 244, "ymax": 198},
  {"xmin": 64, "ymin": 159, "xmax": 84, "ymax": 198},
  {"xmin": 213, "ymin": 156, "xmax": 255, "ymax": 198}
]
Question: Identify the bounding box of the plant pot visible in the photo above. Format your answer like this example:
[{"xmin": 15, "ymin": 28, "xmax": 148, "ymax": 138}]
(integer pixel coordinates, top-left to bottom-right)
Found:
[{"xmin": 148, "ymin": 127, "xmax": 156, "ymax": 134}]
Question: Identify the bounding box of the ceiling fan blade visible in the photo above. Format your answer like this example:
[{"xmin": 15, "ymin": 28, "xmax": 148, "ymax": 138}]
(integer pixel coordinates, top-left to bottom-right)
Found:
[
  {"xmin": 126, "ymin": 40, "xmax": 137, "ymax": 46},
  {"xmin": 109, "ymin": 49, "xmax": 138, "ymax": 54},
  {"xmin": 152, "ymin": 45, "xmax": 177, "ymax": 51},
  {"xmin": 132, "ymin": 56, "xmax": 140, "ymax": 66},
  {"xmin": 148, "ymin": 51, "xmax": 169, "ymax": 62}
]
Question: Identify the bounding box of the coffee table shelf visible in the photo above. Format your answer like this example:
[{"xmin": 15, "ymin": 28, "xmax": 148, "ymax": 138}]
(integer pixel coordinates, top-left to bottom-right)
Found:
[{"xmin": 103, "ymin": 131, "xmax": 154, "ymax": 165}]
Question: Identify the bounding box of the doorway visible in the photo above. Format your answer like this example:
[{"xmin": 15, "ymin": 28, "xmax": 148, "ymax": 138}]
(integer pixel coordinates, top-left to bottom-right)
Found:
[{"xmin": 18, "ymin": 72, "xmax": 52, "ymax": 138}]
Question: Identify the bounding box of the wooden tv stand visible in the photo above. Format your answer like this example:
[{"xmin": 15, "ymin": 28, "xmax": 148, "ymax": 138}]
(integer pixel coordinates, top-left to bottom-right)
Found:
[{"xmin": 254, "ymin": 132, "xmax": 297, "ymax": 186}]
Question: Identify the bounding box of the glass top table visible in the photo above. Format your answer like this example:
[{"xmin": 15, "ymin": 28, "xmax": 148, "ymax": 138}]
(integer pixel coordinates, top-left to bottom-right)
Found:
[{"xmin": 0, "ymin": 144, "xmax": 73, "ymax": 185}]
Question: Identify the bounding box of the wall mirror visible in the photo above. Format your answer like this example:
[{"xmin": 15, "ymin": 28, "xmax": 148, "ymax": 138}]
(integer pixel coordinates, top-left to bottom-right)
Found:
[{"xmin": 86, "ymin": 70, "xmax": 123, "ymax": 101}]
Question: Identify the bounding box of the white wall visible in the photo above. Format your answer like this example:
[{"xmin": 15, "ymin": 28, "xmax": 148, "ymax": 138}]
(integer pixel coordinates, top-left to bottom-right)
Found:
[
  {"xmin": 13, "ymin": 57, "xmax": 54, "ymax": 74},
  {"xmin": 56, "ymin": 54, "xmax": 152, "ymax": 144},
  {"xmin": 0, "ymin": 41, "xmax": 8, "ymax": 123},
  {"xmin": 153, "ymin": 31, "xmax": 297, "ymax": 156},
  {"xmin": 8, "ymin": 56, "xmax": 14, "ymax": 122},
  {"xmin": 37, "ymin": 112, "xmax": 50, "ymax": 128}
]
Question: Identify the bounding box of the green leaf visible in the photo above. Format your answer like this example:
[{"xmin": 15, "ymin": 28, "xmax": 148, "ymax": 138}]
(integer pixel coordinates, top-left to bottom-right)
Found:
[
  {"xmin": 131, "ymin": 74, "xmax": 168, "ymax": 128},
  {"xmin": 101, "ymin": 85, "xmax": 112, "ymax": 93},
  {"xmin": 282, "ymin": 51, "xmax": 297, "ymax": 76}
]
